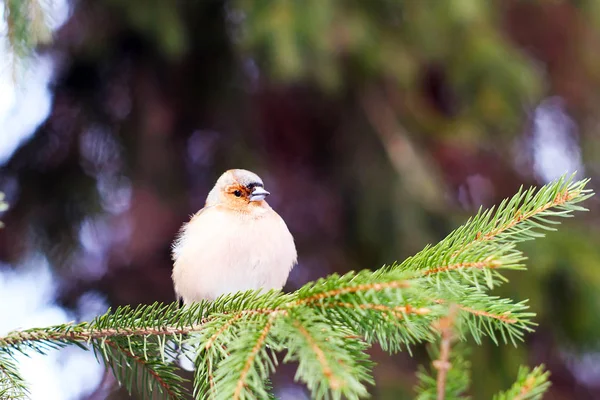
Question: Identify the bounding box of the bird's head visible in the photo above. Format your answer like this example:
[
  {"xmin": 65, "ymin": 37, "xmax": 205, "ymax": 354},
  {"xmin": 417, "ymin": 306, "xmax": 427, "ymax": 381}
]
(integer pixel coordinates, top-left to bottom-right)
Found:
[{"xmin": 205, "ymin": 169, "xmax": 271, "ymax": 210}]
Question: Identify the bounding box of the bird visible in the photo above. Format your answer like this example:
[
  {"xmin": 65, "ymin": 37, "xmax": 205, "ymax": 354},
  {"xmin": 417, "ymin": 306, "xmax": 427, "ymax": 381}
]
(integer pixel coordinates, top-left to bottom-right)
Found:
[{"xmin": 171, "ymin": 169, "xmax": 297, "ymax": 304}]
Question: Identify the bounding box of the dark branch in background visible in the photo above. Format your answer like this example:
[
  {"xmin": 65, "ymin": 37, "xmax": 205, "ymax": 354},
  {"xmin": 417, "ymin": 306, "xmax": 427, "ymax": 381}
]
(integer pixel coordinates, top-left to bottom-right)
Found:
[{"xmin": 361, "ymin": 87, "xmax": 446, "ymax": 212}]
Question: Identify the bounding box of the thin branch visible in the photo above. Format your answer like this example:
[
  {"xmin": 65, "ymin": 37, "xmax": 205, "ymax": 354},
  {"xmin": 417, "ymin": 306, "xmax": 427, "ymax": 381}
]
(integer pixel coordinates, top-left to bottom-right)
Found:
[
  {"xmin": 329, "ymin": 302, "xmax": 431, "ymax": 318},
  {"xmin": 482, "ymin": 190, "xmax": 577, "ymax": 242},
  {"xmin": 422, "ymin": 257, "xmax": 502, "ymax": 276},
  {"xmin": 293, "ymin": 320, "xmax": 342, "ymax": 390},
  {"xmin": 360, "ymin": 86, "xmax": 446, "ymax": 211},
  {"xmin": 207, "ymin": 356, "xmax": 215, "ymax": 399},
  {"xmin": 455, "ymin": 187, "xmax": 581, "ymax": 258},
  {"xmin": 296, "ymin": 280, "xmax": 411, "ymax": 306},
  {"xmin": 0, "ymin": 274, "xmax": 521, "ymax": 362},
  {"xmin": 205, "ymin": 313, "xmax": 245, "ymax": 350},
  {"xmin": 233, "ymin": 313, "xmax": 279, "ymax": 400},
  {"xmin": 432, "ymin": 308, "xmax": 458, "ymax": 400},
  {"xmin": 434, "ymin": 300, "xmax": 518, "ymax": 324},
  {"xmin": 0, "ymin": 279, "xmax": 412, "ymax": 348},
  {"xmin": 104, "ymin": 340, "xmax": 180, "ymax": 399},
  {"xmin": 435, "ymin": 335, "xmax": 451, "ymax": 400},
  {"xmin": 0, "ymin": 324, "xmax": 205, "ymax": 348},
  {"xmin": 455, "ymin": 305, "xmax": 517, "ymax": 324},
  {"xmin": 0, "ymin": 309, "xmax": 273, "ymax": 349}
]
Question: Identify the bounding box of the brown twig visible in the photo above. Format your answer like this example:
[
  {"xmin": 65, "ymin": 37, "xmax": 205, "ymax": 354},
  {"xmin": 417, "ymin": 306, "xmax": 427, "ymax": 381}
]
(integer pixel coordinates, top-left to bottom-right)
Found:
[
  {"xmin": 482, "ymin": 190, "xmax": 576, "ymax": 242},
  {"xmin": 104, "ymin": 339, "xmax": 180, "ymax": 399},
  {"xmin": 0, "ymin": 279, "xmax": 414, "ymax": 353},
  {"xmin": 328, "ymin": 302, "xmax": 431, "ymax": 318},
  {"xmin": 207, "ymin": 355, "xmax": 215, "ymax": 399},
  {"xmin": 434, "ymin": 299, "xmax": 517, "ymax": 323},
  {"xmin": 360, "ymin": 86, "xmax": 445, "ymax": 211},
  {"xmin": 0, "ymin": 309, "xmax": 277, "ymax": 349},
  {"xmin": 294, "ymin": 321, "xmax": 341, "ymax": 390},
  {"xmin": 432, "ymin": 306, "xmax": 458, "ymax": 400},
  {"xmin": 205, "ymin": 313, "xmax": 245, "ymax": 350},
  {"xmin": 422, "ymin": 257, "xmax": 502, "ymax": 276},
  {"xmin": 0, "ymin": 325, "xmax": 203, "ymax": 347},
  {"xmin": 232, "ymin": 313, "xmax": 279, "ymax": 400},
  {"xmin": 295, "ymin": 280, "xmax": 410, "ymax": 306}
]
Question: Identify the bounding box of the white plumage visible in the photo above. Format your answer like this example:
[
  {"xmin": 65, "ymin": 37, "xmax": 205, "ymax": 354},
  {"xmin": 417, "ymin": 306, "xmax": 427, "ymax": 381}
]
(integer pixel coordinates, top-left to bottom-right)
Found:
[{"xmin": 172, "ymin": 169, "xmax": 297, "ymax": 304}]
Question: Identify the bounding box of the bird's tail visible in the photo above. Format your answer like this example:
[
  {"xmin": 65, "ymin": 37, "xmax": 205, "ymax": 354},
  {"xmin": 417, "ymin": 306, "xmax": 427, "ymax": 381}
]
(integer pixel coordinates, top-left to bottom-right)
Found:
[{"xmin": 167, "ymin": 297, "xmax": 196, "ymax": 371}]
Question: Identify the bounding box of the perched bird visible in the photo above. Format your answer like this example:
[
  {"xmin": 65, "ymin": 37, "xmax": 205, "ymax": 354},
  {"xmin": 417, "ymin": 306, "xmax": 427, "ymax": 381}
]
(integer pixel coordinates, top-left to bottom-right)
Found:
[{"xmin": 172, "ymin": 169, "xmax": 297, "ymax": 304}]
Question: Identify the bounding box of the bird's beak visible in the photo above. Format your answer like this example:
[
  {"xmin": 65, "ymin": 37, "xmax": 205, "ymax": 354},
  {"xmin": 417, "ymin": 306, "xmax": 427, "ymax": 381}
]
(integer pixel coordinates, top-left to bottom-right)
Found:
[{"xmin": 249, "ymin": 186, "xmax": 270, "ymax": 202}]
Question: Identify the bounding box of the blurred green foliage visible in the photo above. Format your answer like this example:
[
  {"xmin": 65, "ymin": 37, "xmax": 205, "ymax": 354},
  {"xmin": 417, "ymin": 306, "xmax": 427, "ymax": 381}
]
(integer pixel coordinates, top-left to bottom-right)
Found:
[
  {"xmin": 235, "ymin": 0, "xmax": 543, "ymax": 137},
  {"xmin": 3, "ymin": 0, "xmax": 600, "ymax": 399}
]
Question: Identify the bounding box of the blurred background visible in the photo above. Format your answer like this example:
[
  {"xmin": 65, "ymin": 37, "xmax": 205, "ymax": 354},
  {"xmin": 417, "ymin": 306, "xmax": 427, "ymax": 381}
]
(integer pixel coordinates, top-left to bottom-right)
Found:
[{"xmin": 1, "ymin": 0, "xmax": 600, "ymax": 398}]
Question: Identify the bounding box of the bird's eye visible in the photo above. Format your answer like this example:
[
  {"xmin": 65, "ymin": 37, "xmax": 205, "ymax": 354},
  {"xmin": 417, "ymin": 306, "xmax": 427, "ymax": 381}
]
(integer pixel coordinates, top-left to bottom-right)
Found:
[{"xmin": 233, "ymin": 190, "xmax": 242, "ymax": 197}]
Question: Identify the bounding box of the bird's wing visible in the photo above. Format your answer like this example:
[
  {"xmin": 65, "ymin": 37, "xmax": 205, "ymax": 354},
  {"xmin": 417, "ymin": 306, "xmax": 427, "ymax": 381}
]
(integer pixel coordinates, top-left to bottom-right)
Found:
[{"xmin": 171, "ymin": 205, "xmax": 217, "ymax": 260}]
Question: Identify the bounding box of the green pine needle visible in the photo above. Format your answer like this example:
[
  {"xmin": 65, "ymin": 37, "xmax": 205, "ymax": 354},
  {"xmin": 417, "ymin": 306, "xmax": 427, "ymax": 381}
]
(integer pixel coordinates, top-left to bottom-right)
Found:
[
  {"xmin": 0, "ymin": 352, "xmax": 29, "ymax": 399},
  {"xmin": 493, "ymin": 365, "xmax": 551, "ymax": 400}
]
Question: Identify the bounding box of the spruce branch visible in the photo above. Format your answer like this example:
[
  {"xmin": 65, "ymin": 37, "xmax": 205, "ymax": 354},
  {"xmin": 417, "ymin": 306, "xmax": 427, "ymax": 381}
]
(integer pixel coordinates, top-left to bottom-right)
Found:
[
  {"xmin": 0, "ymin": 352, "xmax": 28, "ymax": 399},
  {"xmin": 493, "ymin": 365, "xmax": 551, "ymax": 400},
  {"xmin": 431, "ymin": 286, "xmax": 536, "ymax": 345},
  {"xmin": 0, "ymin": 176, "xmax": 592, "ymax": 398},
  {"xmin": 209, "ymin": 312, "xmax": 279, "ymax": 400},
  {"xmin": 232, "ymin": 313, "xmax": 277, "ymax": 400},
  {"xmin": 275, "ymin": 310, "xmax": 373, "ymax": 400},
  {"xmin": 403, "ymin": 175, "xmax": 592, "ymax": 292},
  {"xmin": 99, "ymin": 338, "xmax": 187, "ymax": 400}
]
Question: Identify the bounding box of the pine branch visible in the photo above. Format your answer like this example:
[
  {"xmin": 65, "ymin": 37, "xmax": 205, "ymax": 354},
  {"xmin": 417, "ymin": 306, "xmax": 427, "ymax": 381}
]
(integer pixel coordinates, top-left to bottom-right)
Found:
[
  {"xmin": 0, "ymin": 351, "xmax": 28, "ymax": 399},
  {"xmin": 209, "ymin": 313, "xmax": 279, "ymax": 400},
  {"xmin": 276, "ymin": 310, "xmax": 373, "ymax": 400},
  {"xmin": 403, "ymin": 175, "xmax": 592, "ymax": 292},
  {"xmin": 493, "ymin": 365, "xmax": 551, "ymax": 400},
  {"xmin": 0, "ymin": 302, "xmax": 215, "ymax": 354},
  {"xmin": 431, "ymin": 286, "xmax": 536, "ymax": 345},
  {"xmin": 0, "ymin": 176, "xmax": 591, "ymax": 399},
  {"xmin": 99, "ymin": 338, "xmax": 188, "ymax": 400}
]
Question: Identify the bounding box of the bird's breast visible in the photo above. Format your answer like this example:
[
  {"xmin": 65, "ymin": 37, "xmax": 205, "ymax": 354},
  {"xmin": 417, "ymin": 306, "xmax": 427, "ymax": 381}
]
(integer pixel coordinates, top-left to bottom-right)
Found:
[{"xmin": 172, "ymin": 206, "xmax": 297, "ymax": 303}]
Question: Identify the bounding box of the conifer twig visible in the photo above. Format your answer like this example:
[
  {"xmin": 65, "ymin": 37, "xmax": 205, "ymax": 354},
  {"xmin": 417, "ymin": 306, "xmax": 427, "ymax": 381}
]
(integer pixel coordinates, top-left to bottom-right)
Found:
[
  {"xmin": 432, "ymin": 307, "xmax": 458, "ymax": 400},
  {"xmin": 434, "ymin": 299, "xmax": 518, "ymax": 323},
  {"xmin": 0, "ymin": 353, "xmax": 28, "ymax": 399},
  {"xmin": 232, "ymin": 312, "xmax": 280, "ymax": 400},
  {"xmin": 293, "ymin": 321, "xmax": 341, "ymax": 389},
  {"xmin": 422, "ymin": 258, "xmax": 502, "ymax": 276},
  {"xmin": 492, "ymin": 365, "xmax": 551, "ymax": 400},
  {"xmin": 104, "ymin": 339, "xmax": 181, "ymax": 399}
]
